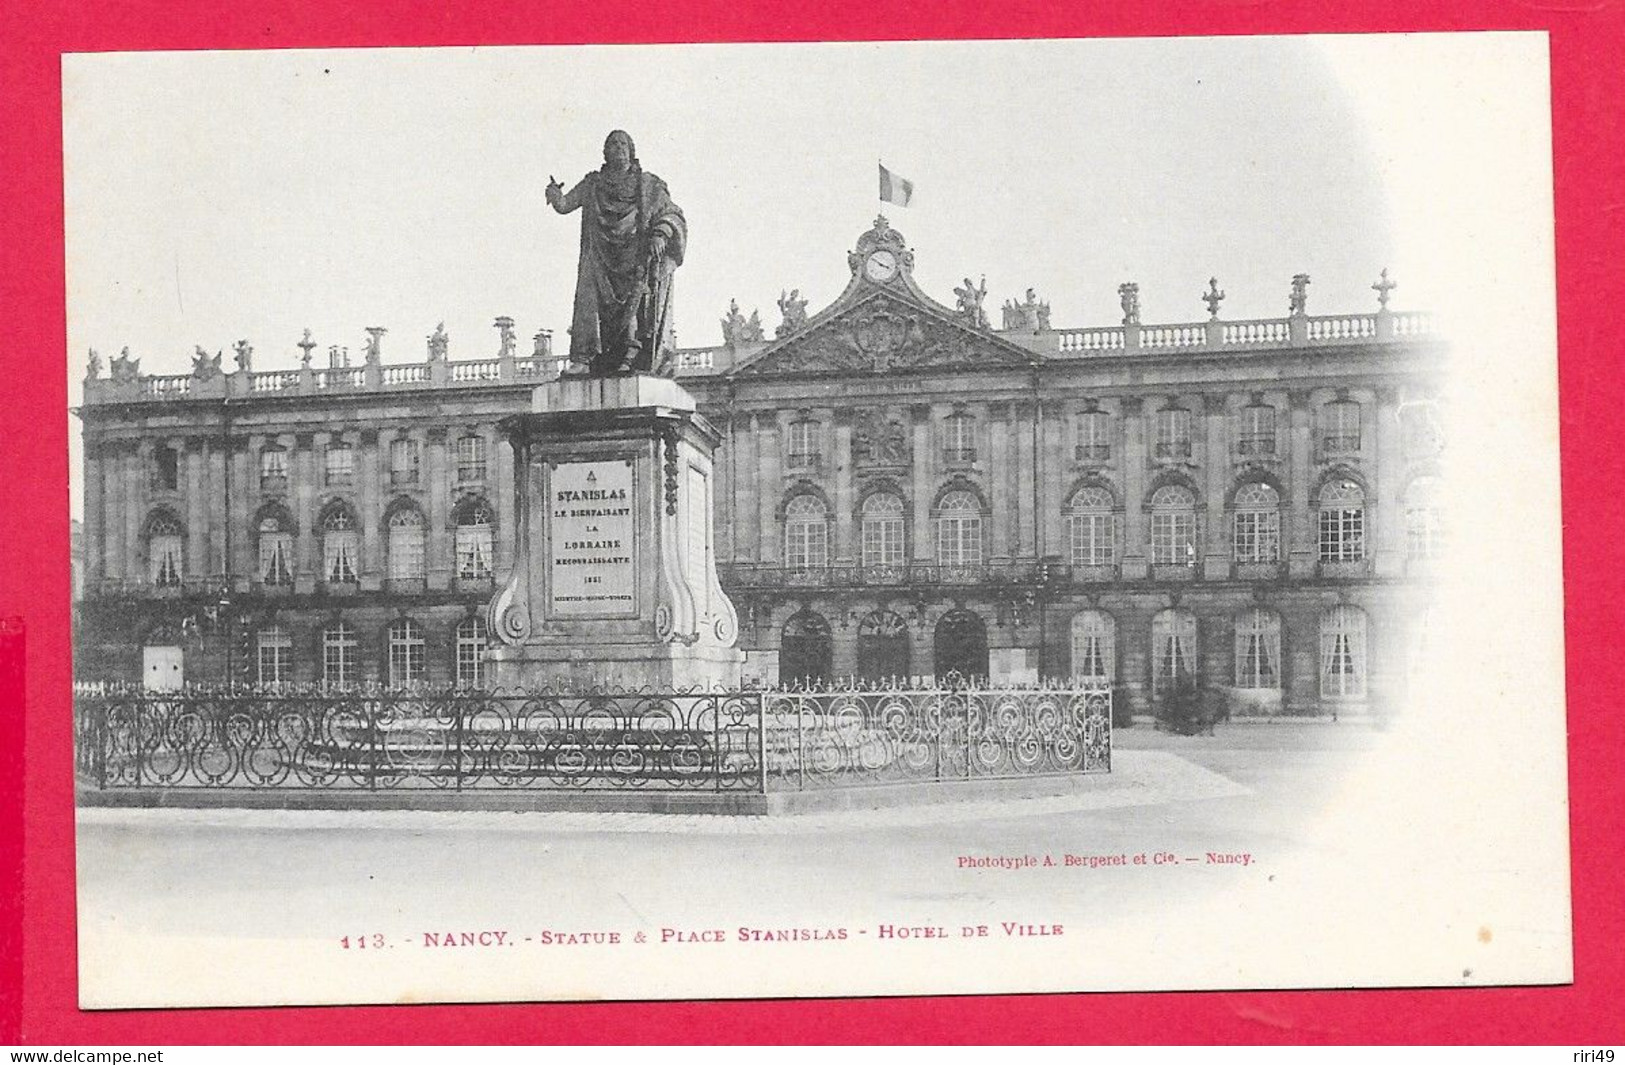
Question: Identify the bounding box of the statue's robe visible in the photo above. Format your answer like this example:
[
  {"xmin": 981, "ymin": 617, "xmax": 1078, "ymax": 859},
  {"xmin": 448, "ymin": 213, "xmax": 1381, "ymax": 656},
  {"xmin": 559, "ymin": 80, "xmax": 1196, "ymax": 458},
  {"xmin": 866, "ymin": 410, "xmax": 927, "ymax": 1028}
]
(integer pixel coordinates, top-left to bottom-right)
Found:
[{"xmin": 553, "ymin": 166, "xmax": 686, "ymax": 375}]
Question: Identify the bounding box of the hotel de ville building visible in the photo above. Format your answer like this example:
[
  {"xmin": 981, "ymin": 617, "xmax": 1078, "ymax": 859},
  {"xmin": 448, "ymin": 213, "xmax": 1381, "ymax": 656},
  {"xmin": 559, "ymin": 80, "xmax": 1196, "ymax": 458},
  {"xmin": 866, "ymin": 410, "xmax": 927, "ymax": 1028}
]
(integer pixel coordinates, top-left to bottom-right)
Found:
[{"xmin": 73, "ymin": 216, "xmax": 1446, "ymax": 719}]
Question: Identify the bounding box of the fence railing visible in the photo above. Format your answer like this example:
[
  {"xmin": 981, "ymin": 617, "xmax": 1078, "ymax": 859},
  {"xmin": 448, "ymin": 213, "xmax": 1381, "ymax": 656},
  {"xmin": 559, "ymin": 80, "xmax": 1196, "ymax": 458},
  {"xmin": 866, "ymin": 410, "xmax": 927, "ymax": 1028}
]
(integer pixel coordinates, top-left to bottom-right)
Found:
[{"xmin": 73, "ymin": 684, "xmax": 1110, "ymax": 795}]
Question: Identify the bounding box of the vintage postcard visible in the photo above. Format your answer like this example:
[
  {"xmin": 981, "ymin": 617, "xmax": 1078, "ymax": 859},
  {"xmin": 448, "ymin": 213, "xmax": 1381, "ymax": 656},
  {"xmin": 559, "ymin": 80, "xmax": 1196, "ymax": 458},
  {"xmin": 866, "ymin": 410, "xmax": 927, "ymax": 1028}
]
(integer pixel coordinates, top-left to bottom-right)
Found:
[{"xmin": 64, "ymin": 33, "xmax": 1569, "ymax": 1008}]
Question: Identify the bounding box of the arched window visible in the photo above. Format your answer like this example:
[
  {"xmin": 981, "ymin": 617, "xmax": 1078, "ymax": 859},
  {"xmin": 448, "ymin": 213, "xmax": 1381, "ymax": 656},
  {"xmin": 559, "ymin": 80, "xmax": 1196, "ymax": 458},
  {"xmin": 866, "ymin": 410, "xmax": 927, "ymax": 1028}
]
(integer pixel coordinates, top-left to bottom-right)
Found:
[
  {"xmin": 257, "ymin": 513, "xmax": 294, "ymax": 586},
  {"xmin": 1318, "ymin": 480, "xmax": 1366, "ymax": 562},
  {"xmin": 936, "ymin": 490, "xmax": 983, "ymax": 566},
  {"xmin": 1320, "ymin": 401, "xmax": 1362, "ymax": 453},
  {"xmin": 322, "ymin": 510, "xmax": 359, "ymax": 585},
  {"xmin": 454, "ymin": 615, "xmax": 487, "ymax": 688},
  {"xmin": 1151, "ymin": 608, "xmax": 1198, "ymax": 694},
  {"xmin": 1320, "ymin": 605, "xmax": 1368, "ymax": 699},
  {"xmin": 387, "ymin": 617, "xmax": 426, "ymax": 687},
  {"xmin": 1234, "ymin": 608, "xmax": 1282, "ymax": 689},
  {"xmin": 1070, "ymin": 610, "xmax": 1116, "ymax": 683},
  {"xmin": 456, "ymin": 434, "xmax": 487, "ymax": 483},
  {"xmin": 1149, "ymin": 485, "xmax": 1196, "ymax": 566},
  {"xmin": 943, "ymin": 412, "xmax": 977, "ymax": 464},
  {"xmin": 1075, "ymin": 410, "xmax": 1111, "ymax": 462},
  {"xmin": 321, "ymin": 621, "xmax": 356, "ymax": 687},
  {"xmin": 784, "ymin": 495, "xmax": 829, "ymax": 569},
  {"xmin": 1154, "ymin": 407, "xmax": 1191, "ymax": 459},
  {"xmin": 1067, "ymin": 486, "xmax": 1115, "ymax": 567},
  {"xmin": 1405, "ymin": 476, "xmax": 1445, "ymax": 560},
  {"xmin": 1232, "ymin": 482, "xmax": 1281, "ymax": 563},
  {"xmin": 388, "ymin": 508, "xmax": 426, "ymax": 580},
  {"xmin": 147, "ymin": 514, "xmax": 184, "ymax": 587},
  {"xmin": 860, "ymin": 493, "xmax": 906, "ymax": 568},
  {"xmin": 389, "ymin": 437, "xmax": 421, "ymax": 486},
  {"xmin": 455, "ymin": 502, "xmax": 495, "ymax": 581},
  {"xmin": 256, "ymin": 624, "xmax": 292, "ymax": 687}
]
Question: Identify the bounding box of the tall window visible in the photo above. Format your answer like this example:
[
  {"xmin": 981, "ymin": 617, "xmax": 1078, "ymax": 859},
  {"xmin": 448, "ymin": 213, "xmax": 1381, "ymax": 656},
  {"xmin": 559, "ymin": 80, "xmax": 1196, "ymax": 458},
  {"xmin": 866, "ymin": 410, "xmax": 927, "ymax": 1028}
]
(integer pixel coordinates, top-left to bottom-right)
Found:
[
  {"xmin": 1067, "ymin": 486, "xmax": 1115, "ymax": 567},
  {"xmin": 321, "ymin": 622, "xmax": 356, "ymax": 687},
  {"xmin": 860, "ymin": 493, "xmax": 906, "ymax": 567},
  {"xmin": 1232, "ymin": 482, "xmax": 1281, "ymax": 563},
  {"xmin": 1151, "ymin": 608, "xmax": 1198, "ymax": 694},
  {"xmin": 153, "ymin": 446, "xmax": 180, "ymax": 491},
  {"xmin": 324, "ymin": 444, "xmax": 354, "ymax": 486},
  {"xmin": 322, "ymin": 510, "xmax": 359, "ymax": 584},
  {"xmin": 455, "ymin": 502, "xmax": 495, "ymax": 581},
  {"xmin": 389, "ymin": 437, "xmax": 420, "ymax": 486},
  {"xmin": 256, "ymin": 624, "xmax": 291, "ymax": 687},
  {"xmin": 936, "ymin": 490, "xmax": 984, "ymax": 566},
  {"xmin": 1321, "ymin": 401, "xmax": 1362, "ymax": 453},
  {"xmin": 787, "ymin": 419, "xmax": 821, "ymax": 470},
  {"xmin": 943, "ymin": 413, "xmax": 976, "ymax": 463},
  {"xmin": 1318, "ymin": 480, "xmax": 1366, "ymax": 562},
  {"xmin": 1075, "ymin": 410, "xmax": 1111, "ymax": 462},
  {"xmin": 1238, "ymin": 403, "xmax": 1276, "ymax": 456},
  {"xmin": 1149, "ymin": 485, "xmax": 1197, "ymax": 565},
  {"xmin": 388, "ymin": 508, "xmax": 426, "ymax": 580},
  {"xmin": 1070, "ymin": 610, "xmax": 1116, "ymax": 682},
  {"xmin": 1320, "ymin": 605, "xmax": 1368, "ymax": 699},
  {"xmin": 148, "ymin": 515, "xmax": 184, "ymax": 587},
  {"xmin": 456, "ymin": 435, "xmax": 487, "ymax": 482},
  {"xmin": 1234, "ymin": 608, "xmax": 1282, "ymax": 689},
  {"xmin": 784, "ymin": 495, "xmax": 829, "ymax": 569},
  {"xmin": 1401, "ymin": 402, "xmax": 1445, "ymax": 460},
  {"xmin": 455, "ymin": 615, "xmax": 487, "ymax": 688},
  {"xmin": 1154, "ymin": 407, "xmax": 1192, "ymax": 459},
  {"xmin": 387, "ymin": 618, "xmax": 426, "ymax": 687},
  {"xmin": 257, "ymin": 514, "xmax": 294, "ymax": 586},
  {"xmin": 1405, "ymin": 476, "xmax": 1445, "ymax": 560},
  {"xmin": 259, "ymin": 447, "xmax": 289, "ymax": 491}
]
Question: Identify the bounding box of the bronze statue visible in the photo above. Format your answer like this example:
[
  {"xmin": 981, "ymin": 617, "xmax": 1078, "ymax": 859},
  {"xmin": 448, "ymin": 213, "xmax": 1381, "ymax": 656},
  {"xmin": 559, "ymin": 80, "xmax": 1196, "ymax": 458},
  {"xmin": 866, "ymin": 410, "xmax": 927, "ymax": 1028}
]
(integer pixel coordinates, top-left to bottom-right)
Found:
[{"xmin": 546, "ymin": 130, "xmax": 687, "ymax": 376}]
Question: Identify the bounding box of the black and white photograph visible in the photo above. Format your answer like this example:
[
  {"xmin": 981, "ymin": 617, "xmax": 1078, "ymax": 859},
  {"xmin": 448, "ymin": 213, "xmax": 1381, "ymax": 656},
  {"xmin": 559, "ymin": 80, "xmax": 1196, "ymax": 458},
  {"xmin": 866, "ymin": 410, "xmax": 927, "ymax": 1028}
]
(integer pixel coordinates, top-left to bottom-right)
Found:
[{"xmin": 64, "ymin": 34, "xmax": 1569, "ymax": 1008}]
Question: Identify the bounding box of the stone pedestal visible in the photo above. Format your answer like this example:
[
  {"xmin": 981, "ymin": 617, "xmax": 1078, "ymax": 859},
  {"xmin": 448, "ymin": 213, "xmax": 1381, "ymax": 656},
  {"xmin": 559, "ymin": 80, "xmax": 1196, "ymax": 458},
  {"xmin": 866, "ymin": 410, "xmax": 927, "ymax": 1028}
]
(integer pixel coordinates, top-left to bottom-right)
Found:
[{"xmin": 485, "ymin": 375, "xmax": 743, "ymax": 691}]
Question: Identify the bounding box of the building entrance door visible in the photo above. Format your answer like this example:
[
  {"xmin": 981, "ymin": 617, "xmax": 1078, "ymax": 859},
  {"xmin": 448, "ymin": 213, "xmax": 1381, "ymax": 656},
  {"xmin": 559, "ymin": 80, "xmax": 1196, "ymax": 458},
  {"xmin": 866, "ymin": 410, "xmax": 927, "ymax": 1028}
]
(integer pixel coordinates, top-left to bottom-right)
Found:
[
  {"xmin": 856, "ymin": 610, "xmax": 910, "ymax": 684},
  {"xmin": 779, "ymin": 611, "xmax": 833, "ymax": 687},
  {"xmin": 142, "ymin": 645, "xmax": 184, "ymax": 691},
  {"xmin": 933, "ymin": 609, "xmax": 988, "ymax": 682}
]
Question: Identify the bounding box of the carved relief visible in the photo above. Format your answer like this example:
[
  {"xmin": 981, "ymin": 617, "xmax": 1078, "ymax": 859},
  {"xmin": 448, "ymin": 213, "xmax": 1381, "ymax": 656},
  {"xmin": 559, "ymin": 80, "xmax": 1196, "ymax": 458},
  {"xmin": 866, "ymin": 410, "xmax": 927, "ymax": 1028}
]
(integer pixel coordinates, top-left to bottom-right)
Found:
[{"xmin": 852, "ymin": 409, "xmax": 911, "ymax": 467}]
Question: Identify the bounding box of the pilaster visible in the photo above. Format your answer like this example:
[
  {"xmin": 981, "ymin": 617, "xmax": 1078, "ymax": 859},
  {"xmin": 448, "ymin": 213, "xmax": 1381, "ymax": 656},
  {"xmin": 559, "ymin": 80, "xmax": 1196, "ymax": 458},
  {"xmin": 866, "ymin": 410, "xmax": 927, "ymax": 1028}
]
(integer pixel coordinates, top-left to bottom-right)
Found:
[
  {"xmin": 1203, "ymin": 393, "xmax": 1231, "ymax": 579},
  {"xmin": 1119, "ymin": 397, "xmax": 1147, "ymax": 579},
  {"xmin": 1287, "ymin": 390, "xmax": 1316, "ymax": 577}
]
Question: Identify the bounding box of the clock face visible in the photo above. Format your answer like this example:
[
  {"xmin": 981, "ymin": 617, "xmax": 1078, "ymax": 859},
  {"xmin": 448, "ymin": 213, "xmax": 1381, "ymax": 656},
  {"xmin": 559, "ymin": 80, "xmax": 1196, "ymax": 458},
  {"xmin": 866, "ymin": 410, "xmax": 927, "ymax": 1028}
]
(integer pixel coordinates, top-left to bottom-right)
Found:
[{"xmin": 864, "ymin": 249, "xmax": 899, "ymax": 283}]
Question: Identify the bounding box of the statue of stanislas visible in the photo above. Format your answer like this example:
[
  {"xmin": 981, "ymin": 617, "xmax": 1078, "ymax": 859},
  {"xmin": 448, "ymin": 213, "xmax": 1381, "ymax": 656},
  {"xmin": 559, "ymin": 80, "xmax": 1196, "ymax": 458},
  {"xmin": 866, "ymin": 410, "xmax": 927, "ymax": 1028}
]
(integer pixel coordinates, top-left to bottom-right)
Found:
[{"xmin": 546, "ymin": 130, "xmax": 687, "ymax": 377}]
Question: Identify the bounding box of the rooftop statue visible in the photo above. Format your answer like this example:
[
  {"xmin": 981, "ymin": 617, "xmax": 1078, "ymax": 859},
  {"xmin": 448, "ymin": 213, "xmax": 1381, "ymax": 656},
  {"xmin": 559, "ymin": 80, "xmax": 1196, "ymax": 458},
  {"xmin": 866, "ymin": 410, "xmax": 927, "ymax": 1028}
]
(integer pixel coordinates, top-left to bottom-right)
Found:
[{"xmin": 546, "ymin": 130, "xmax": 687, "ymax": 377}]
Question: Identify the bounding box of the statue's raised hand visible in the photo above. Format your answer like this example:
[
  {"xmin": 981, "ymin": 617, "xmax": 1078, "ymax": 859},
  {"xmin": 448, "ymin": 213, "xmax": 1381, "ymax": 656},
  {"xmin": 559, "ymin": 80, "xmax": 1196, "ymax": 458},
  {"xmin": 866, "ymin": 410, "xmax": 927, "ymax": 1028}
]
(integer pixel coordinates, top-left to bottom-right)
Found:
[{"xmin": 544, "ymin": 176, "xmax": 564, "ymax": 209}]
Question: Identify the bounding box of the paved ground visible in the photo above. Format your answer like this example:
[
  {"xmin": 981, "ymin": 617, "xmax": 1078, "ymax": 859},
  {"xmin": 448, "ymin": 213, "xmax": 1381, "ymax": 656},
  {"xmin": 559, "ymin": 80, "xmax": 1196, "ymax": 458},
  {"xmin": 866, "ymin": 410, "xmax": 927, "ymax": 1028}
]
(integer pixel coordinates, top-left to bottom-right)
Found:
[{"xmin": 76, "ymin": 720, "xmax": 1382, "ymax": 944}]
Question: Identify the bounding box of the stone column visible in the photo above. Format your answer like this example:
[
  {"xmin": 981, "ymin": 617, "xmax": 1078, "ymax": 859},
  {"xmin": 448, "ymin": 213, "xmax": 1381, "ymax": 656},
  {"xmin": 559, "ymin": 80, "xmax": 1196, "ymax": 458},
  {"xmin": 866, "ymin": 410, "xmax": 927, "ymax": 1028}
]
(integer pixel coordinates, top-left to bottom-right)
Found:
[
  {"xmin": 712, "ymin": 412, "xmax": 734, "ymax": 562},
  {"xmin": 910, "ymin": 405, "xmax": 932, "ymax": 560},
  {"xmin": 1119, "ymin": 398, "xmax": 1147, "ymax": 579},
  {"xmin": 832, "ymin": 410, "xmax": 855, "ymax": 564},
  {"xmin": 83, "ymin": 444, "xmax": 105, "ymax": 584},
  {"xmin": 1373, "ymin": 387, "xmax": 1404, "ymax": 577},
  {"xmin": 229, "ymin": 439, "xmax": 252, "ymax": 589},
  {"xmin": 1012, "ymin": 401, "xmax": 1036, "ymax": 560},
  {"xmin": 206, "ymin": 441, "xmax": 227, "ymax": 577},
  {"xmin": 125, "ymin": 444, "xmax": 147, "ymax": 583},
  {"xmin": 988, "ymin": 403, "xmax": 1011, "ymax": 562},
  {"xmin": 185, "ymin": 438, "xmax": 207, "ymax": 579},
  {"xmin": 361, "ymin": 428, "xmax": 385, "ymax": 589},
  {"xmin": 427, "ymin": 427, "xmax": 451, "ymax": 590},
  {"xmin": 103, "ymin": 444, "xmax": 126, "ymax": 581},
  {"xmin": 758, "ymin": 412, "xmax": 783, "ymax": 563},
  {"xmin": 1287, "ymin": 390, "xmax": 1316, "ymax": 577},
  {"xmin": 298, "ymin": 433, "xmax": 324, "ymax": 592},
  {"xmin": 1203, "ymin": 394, "xmax": 1231, "ymax": 580},
  {"xmin": 1040, "ymin": 401, "xmax": 1065, "ymax": 561},
  {"xmin": 1281, "ymin": 597, "xmax": 1321, "ymax": 715},
  {"xmin": 733, "ymin": 413, "xmax": 758, "ymax": 562},
  {"xmin": 494, "ymin": 430, "xmax": 516, "ymax": 580}
]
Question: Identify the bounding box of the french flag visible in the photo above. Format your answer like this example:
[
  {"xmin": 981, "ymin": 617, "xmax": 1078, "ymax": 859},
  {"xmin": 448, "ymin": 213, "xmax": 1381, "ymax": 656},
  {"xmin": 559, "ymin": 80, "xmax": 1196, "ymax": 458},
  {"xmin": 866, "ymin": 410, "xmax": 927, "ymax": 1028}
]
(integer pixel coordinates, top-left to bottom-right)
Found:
[{"xmin": 878, "ymin": 162, "xmax": 914, "ymax": 207}]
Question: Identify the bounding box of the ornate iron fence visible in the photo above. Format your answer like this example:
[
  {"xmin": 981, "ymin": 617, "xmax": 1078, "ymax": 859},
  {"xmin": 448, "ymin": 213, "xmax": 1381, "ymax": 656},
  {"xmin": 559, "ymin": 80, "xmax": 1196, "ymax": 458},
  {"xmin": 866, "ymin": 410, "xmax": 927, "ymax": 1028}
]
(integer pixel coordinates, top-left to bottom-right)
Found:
[
  {"xmin": 762, "ymin": 685, "xmax": 1111, "ymax": 790},
  {"xmin": 73, "ymin": 683, "xmax": 1110, "ymax": 795}
]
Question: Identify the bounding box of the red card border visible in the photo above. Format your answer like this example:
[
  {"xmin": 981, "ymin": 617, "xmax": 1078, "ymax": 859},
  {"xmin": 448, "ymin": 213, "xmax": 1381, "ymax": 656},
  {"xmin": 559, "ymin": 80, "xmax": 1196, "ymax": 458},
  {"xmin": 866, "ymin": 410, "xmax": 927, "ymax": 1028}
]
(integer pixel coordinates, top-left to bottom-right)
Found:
[{"xmin": 2, "ymin": 1, "xmax": 1620, "ymax": 1045}]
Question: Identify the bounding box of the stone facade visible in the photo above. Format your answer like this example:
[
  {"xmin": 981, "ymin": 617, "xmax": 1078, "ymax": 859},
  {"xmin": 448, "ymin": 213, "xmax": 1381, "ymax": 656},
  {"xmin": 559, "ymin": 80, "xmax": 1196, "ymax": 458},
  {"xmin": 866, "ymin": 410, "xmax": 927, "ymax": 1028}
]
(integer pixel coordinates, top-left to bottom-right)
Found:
[{"xmin": 75, "ymin": 219, "xmax": 1446, "ymax": 716}]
